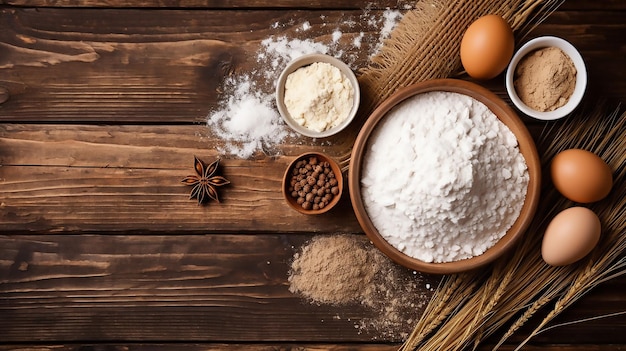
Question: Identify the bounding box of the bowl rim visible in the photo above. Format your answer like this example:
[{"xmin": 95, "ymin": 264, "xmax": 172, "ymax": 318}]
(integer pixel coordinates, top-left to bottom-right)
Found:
[
  {"xmin": 275, "ymin": 53, "xmax": 361, "ymax": 138},
  {"xmin": 505, "ymin": 36, "xmax": 587, "ymax": 121},
  {"xmin": 282, "ymin": 151, "xmax": 344, "ymax": 215},
  {"xmin": 348, "ymin": 78, "xmax": 541, "ymax": 274}
]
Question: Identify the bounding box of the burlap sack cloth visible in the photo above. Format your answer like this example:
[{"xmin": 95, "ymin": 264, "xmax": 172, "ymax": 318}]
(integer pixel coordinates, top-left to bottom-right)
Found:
[{"xmin": 357, "ymin": 0, "xmax": 562, "ymax": 119}]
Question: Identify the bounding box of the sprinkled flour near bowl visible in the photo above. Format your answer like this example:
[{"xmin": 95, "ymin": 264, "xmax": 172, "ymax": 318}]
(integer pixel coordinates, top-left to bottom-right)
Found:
[
  {"xmin": 206, "ymin": 9, "xmax": 405, "ymax": 159},
  {"xmin": 207, "ymin": 77, "xmax": 292, "ymax": 159},
  {"xmin": 361, "ymin": 91, "xmax": 529, "ymax": 263}
]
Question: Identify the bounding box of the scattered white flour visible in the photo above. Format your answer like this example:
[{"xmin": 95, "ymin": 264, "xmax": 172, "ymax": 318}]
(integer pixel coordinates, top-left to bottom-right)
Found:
[
  {"xmin": 371, "ymin": 9, "xmax": 402, "ymax": 54},
  {"xmin": 207, "ymin": 77, "xmax": 292, "ymax": 158},
  {"xmin": 361, "ymin": 92, "xmax": 529, "ymax": 263},
  {"xmin": 332, "ymin": 30, "xmax": 342, "ymax": 43},
  {"xmin": 259, "ymin": 36, "xmax": 331, "ymax": 78},
  {"xmin": 353, "ymin": 32, "xmax": 365, "ymax": 48},
  {"xmin": 284, "ymin": 62, "xmax": 354, "ymax": 132},
  {"xmin": 207, "ymin": 9, "xmax": 405, "ymax": 159},
  {"xmin": 380, "ymin": 9, "xmax": 403, "ymax": 36}
]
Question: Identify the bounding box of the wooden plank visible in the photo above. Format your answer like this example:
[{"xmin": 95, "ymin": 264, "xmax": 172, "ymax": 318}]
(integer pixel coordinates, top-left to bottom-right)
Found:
[
  {"xmin": 0, "ymin": 234, "xmax": 624, "ymax": 344},
  {"xmin": 0, "ymin": 345, "xmax": 624, "ymax": 351},
  {"xmin": 0, "ymin": 121, "xmax": 567, "ymax": 235},
  {"xmin": 560, "ymin": 0, "xmax": 626, "ymax": 11},
  {"xmin": 0, "ymin": 345, "xmax": 402, "ymax": 351},
  {"xmin": 0, "ymin": 124, "xmax": 360, "ymax": 234},
  {"xmin": 0, "ymin": 7, "xmax": 392, "ymax": 123},
  {"xmin": 0, "ymin": 112, "xmax": 619, "ymax": 235},
  {"xmin": 0, "ymin": 0, "xmax": 413, "ymax": 9},
  {"xmin": 0, "ymin": 234, "xmax": 438, "ymax": 343},
  {"xmin": 1, "ymin": 2, "xmax": 625, "ymax": 350},
  {"xmin": 2, "ymin": 8, "xmax": 625, "ymax": 124},
  {"xmin": 2, "ymin": 0, "xmax": 625, "ymax": 10}
]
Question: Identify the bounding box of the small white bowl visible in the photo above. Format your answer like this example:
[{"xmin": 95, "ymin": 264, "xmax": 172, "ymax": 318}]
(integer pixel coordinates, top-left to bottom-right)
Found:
[
  {"xmin": 505, "ymin": 36, "xmax": 587, "ymax": 121},
  {"xmin": 275, "ymin": 53, "xmax": 360, "ymax": 138}
]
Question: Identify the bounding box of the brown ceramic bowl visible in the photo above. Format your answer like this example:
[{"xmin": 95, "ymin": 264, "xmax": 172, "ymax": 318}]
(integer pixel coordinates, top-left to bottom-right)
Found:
[
  {"xmin": 348, "ymin": 79, "xmax": 541, "ymax": 274},
  {"xmin": 283, "ymin": 152, "xmax": 344, "ymax": 215}
]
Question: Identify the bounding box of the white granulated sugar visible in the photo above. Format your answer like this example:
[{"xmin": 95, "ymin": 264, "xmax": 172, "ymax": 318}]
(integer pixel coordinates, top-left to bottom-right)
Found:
[
  {"xmin": 361, "ymin": 91, "xmax": 529, "ymax": 263},
  {"xmin": 301, "ymin": 21, "xmax": 311, "ymax": 31}
]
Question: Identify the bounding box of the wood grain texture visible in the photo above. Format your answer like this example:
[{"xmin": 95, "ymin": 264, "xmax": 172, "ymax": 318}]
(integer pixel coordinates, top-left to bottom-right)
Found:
[
  {"xmin": 2, "ymin": 0, "xmax": 626, "ymax": 9},
  {"xmin": 0, "ymin": 234, "xmax": 438, "ymax": 343},
  {"xmin": 0, "ymin": 346, "xmax": 403, "ymax": 351},
  {"xmin": 0, "ymin": 7, "xmax": 385, "ymax": 123},
  {"xmin": 0, "ymin": 235, "xmax": 623, "ymax": 344},
  {"xmin": 0, "ymin": 124, "xmax": 359, "ymax": 234},
  {"xmin": 1, "ymin": 1, "xmax": 625, "ymax": 350},
  {"xmin": 0, "ymin": 0, "xmax": 414, "ymax": 8},
  {"xmin": 0, "ymin": 346, "xmax": 624, "ymax": 351},
  {"xmin": 2, "ymin": 6, "xmax": 625, "ymax": 123},
  {"xmin": 0, "ymin": 123, "xmax": 557, "ymax": 234}
]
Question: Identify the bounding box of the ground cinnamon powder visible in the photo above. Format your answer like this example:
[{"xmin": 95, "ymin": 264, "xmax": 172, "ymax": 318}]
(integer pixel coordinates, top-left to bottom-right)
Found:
[
  {"xmin": 288, "ymin": 234, "xmax": 434, "ymax": 340},
  {"xmin": 513, "ymin": 46, "xmax": 577, "ymax": 112}
]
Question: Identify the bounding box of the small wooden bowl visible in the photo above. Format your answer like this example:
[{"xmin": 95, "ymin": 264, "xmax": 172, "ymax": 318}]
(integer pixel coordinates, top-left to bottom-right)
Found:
[
  {"xmin": 348, "ymin": 79, "xmax": 541, "ymax": 274},
  {"xmin": 283, "ymin": 152, "xmax": 344, "ymax": 215}
]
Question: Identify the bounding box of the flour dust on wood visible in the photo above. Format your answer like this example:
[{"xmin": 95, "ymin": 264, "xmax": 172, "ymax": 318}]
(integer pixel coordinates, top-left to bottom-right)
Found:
[{"xmin": 206, "ymin": 9, "xmax": 406, "ymax": 159}]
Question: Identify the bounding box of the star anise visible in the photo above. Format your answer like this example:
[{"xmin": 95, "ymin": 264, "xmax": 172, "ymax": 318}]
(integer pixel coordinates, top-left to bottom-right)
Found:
[{"xmin": 181, "ymin": 156, "xmax": 230, "ymax": 205}]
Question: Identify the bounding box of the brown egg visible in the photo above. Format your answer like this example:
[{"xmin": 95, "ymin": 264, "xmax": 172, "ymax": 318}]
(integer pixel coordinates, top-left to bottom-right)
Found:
[
  {"xmin": 550, "ymin": 149, "xmax": 613, "ymax": 203},
  {"xmin": 542, "ymin": 207, "xmax": 601, "ymax": 266},
  {"xmin": 460, "ymin": 15, "xmax": 514, "ymax": 80}
]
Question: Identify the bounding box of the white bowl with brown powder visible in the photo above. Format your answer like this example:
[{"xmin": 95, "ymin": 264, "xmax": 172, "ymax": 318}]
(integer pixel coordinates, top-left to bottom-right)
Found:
[{"xmin": 505, "ymin": 36, "xmax": 587, "ymax": 121}]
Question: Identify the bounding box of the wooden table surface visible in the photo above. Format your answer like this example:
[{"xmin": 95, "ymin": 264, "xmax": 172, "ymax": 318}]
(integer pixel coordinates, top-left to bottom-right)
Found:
[{"xmin": 1, "ymin": 1, "xmax": 624, "ymax": 350}]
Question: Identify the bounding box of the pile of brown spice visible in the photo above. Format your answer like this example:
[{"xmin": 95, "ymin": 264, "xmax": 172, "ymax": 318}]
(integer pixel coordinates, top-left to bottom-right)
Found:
[
  {"xmin": 288, "ymin": 234, "xmax": 435, "ymax": 340},
  {"xmin": 513, "ymin": 46, "xmax": 577, "ymax": 112},
  {"xmin": 287, "ymin": 156, "xmax": 339, "ymax": 211}
]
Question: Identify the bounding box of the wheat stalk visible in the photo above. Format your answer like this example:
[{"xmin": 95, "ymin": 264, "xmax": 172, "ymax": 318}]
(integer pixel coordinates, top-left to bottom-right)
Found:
[
  {"xmin": 401, "ymin": 103, "xmax": 625, "ymax": 351},
  {"xmin": 400, "ymin": 274, "xmax": 480, "ymax": 350},
  {"xmin": 353, "ymin": 0, "xmax": 623, "ymax": 349},
  {"xmin": 513, "ymin": 140, "xmax": 626, "ymax": 349},
  {"xmin": 466, "ymin": 265, "xmax": 514, "ymax": 350},
  {"xmin": 390, "ymin": 0, "xmax": 562, "ymax": 350},
  {"xmin": 515, "ymin": 251, "xmax": 626, "ymax": 350}
]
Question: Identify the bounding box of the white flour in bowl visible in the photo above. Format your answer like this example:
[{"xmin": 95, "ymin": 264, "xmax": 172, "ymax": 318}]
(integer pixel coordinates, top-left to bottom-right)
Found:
[
  {"xmin": 284, "ymin": 62, "xmax": 354, "ymax": 132},
  {"xmin": 360, "ymin": 91, "xmax": 529, "ymax": 263}
]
